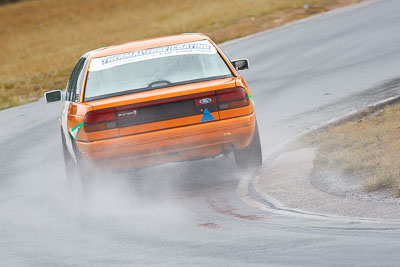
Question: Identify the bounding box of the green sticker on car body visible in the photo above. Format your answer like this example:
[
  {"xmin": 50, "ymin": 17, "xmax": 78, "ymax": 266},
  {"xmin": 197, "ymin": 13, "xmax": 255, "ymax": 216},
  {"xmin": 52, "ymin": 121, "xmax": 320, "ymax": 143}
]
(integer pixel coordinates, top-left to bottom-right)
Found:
[
  {"xmin": 69, "ymin": 122, "xmax": 84, "ymax": 140},
  {"xmin": 248, "ymin": 94, "xmax": 254, "ymax": 105}
]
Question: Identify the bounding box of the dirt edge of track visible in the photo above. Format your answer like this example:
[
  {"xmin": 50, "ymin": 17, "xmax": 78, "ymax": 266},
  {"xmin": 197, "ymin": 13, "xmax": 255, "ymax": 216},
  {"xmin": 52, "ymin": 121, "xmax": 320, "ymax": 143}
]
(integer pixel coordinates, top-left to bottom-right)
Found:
[{"xmin": 252, "ymin": 94, "xmax": 400, "ymax": 221}]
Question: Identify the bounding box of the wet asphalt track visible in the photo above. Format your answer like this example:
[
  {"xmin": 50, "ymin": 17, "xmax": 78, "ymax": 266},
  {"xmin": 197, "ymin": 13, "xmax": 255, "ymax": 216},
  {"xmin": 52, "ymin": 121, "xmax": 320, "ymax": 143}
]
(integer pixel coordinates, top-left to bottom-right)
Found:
[{"xmin": 1, "ymin": 0, "xmax": 400, "ymax": 266}]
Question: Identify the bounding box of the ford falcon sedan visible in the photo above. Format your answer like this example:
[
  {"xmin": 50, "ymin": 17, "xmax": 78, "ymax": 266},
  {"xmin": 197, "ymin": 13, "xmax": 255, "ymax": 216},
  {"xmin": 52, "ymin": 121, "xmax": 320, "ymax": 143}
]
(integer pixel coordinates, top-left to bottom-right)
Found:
[{"xmin": 45, "ymin": 33, "xmax": 262, "ymax": 187}]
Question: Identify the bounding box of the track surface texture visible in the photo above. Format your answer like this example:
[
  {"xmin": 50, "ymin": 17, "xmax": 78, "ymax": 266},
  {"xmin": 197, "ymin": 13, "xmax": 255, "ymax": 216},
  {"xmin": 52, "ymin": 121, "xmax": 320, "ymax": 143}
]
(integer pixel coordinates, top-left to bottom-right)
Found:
[{"xmin": 1, "ymin": 0, "xmax": 400, "ymax": 266}]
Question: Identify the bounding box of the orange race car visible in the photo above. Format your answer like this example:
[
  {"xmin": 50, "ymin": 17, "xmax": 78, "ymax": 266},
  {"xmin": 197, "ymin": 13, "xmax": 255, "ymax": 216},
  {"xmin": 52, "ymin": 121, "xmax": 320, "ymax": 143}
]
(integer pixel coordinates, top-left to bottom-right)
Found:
[{"xmin": 45, "ymin": 33, "xmax": 262, "ymax": 185}]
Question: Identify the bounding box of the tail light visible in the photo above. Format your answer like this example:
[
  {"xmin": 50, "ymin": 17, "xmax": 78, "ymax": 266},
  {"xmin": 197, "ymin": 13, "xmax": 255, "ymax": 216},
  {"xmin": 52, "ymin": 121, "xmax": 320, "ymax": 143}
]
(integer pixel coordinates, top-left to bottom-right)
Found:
[
  {"xmin": 82, "ymin": 87, "xmax": 250, "ymax": 133},
  {"xmin": 216, "ymin": 87, "xmax": 249, "ymax": 110},
  {"xmin": 84, "ymin": 108, "xmax": 117, "ymax": 132}
]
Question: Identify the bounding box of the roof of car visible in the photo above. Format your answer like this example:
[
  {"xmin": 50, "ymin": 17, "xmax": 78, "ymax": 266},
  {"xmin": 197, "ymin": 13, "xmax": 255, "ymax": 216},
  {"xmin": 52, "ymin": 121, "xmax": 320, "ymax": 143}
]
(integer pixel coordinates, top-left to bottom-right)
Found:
[{"xmin": 85, "ymin": 33, "xmax": 210, "ymax": 59}]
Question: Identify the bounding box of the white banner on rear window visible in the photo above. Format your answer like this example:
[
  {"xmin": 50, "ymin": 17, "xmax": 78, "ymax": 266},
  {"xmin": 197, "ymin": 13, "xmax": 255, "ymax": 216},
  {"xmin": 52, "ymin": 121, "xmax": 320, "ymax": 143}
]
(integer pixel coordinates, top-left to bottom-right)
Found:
[{"xmin": 89, "ymin": 40, "xmax": 217, "ymax": 71}]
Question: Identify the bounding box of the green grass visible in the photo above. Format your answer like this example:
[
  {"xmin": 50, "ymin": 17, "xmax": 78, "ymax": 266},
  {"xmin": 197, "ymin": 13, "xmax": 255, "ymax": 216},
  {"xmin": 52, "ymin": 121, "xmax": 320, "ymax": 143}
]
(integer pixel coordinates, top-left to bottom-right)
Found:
[
  {"xmin": 0, "ymin": 0, "xmax": 360, "ymax": 110},
  {"xmin": 310, "ymin": 105, "xmax": 400, "ymax": 194}
]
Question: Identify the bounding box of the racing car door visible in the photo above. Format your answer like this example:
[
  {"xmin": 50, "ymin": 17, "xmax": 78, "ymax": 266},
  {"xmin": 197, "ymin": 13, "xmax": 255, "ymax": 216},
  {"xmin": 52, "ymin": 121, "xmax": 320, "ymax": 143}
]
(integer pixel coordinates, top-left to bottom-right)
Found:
[{"xmin": 61, "ymin": 57, "xmax": 86, "ymax": 160}]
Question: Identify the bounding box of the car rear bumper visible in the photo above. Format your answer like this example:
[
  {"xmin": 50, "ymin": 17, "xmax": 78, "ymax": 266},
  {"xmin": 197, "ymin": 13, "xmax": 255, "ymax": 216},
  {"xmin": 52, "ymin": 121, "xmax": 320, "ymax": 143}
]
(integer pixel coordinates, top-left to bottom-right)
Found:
[{"xmin": 76, "ymin": 113, "xmax": 256, "ymax": 169}]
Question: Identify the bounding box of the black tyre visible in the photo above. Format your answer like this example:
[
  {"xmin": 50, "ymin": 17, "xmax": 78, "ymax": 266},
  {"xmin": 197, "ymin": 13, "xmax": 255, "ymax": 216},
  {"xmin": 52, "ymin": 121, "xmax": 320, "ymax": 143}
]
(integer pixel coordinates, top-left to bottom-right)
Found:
[
  {"xmin": 62, "ymin": 130, "xmax": 93, "ymax": 191},
  {"xmin": 61, "ymin": 128, "xmax": 78, "ymax": 181},
  {"xmin": 71, "ymin": 140, "xmax": 94, "ymax": 192},
  {"xmin": 234, "ymin": 122, "xmax": 262, "ymax": 170}
]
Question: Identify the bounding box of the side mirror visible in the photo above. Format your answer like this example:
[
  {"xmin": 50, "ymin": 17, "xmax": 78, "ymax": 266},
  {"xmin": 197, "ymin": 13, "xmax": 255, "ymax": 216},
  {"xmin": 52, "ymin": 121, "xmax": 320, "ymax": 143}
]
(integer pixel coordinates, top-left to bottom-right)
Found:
[
  {"xmin": 44, "ymin": 90, "xmax": 63, "ymax": 103},
  {"xmin": 231, "ymin": 59, "xmax": 249, "ymax": 71}
]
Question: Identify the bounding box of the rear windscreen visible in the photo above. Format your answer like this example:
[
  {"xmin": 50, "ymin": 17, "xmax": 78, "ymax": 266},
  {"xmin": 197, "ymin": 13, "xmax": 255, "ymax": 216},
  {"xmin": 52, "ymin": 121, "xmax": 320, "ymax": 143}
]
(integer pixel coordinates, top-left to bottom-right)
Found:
[{"xmin": 84, "ymin": 40, "xmax": 233, "ymax": 101}]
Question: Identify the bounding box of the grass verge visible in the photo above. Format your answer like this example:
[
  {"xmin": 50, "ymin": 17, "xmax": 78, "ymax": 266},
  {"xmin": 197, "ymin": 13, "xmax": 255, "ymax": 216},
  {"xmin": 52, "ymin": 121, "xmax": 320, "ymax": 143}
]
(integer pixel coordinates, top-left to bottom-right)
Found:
[
  {"xmin": 0, "ymin": 0, "xmax": 361, "ymax": 110},
  {"xmin": 309, "ymin": 104, "xmax": 400, "ymax": 195}
]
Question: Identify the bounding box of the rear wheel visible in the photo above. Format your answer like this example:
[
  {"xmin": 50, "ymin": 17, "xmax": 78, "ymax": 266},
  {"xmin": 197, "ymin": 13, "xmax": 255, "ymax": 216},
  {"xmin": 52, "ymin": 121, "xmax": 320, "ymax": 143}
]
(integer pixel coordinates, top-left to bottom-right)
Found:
[
  {"xmin": 234, "ymin": 123, "xmax": 262, "ymax": 170},
  {"xmin": 61, "ymin": 129, "xmax": 78, "ymax": 181},
  {"xmin": 76, "ymin": 156, "xmax": 94, "ymax": 191},
  {"xmin": 72, "ymin": 141, "xmax": 95, "ymax": 192},
  {"xmin": 62, "ymin": 129, "xmax": 93, "ymax": 191}
]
